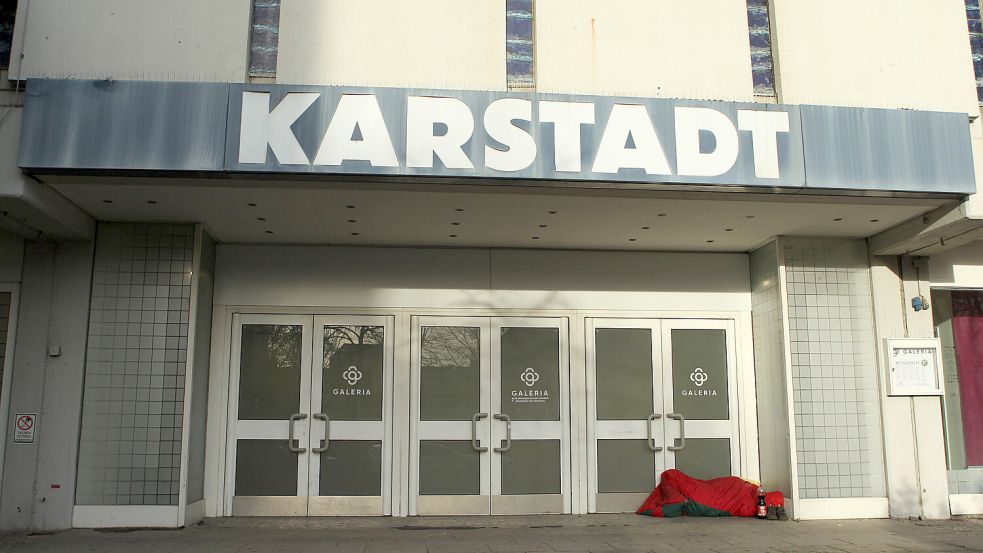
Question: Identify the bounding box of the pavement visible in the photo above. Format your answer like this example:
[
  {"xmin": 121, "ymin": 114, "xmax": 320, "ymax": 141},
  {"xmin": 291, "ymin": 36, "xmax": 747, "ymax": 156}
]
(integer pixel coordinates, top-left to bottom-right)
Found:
[{"xmin": 1, "ymin": 514, "xmax": 982, "ymax": 553}]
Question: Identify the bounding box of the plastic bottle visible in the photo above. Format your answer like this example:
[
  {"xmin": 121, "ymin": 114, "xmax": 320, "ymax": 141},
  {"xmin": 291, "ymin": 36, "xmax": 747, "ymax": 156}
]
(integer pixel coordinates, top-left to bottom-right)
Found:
[{"xmin": 756, "ymin": 486, "xmax": 767, "ymax": 519}]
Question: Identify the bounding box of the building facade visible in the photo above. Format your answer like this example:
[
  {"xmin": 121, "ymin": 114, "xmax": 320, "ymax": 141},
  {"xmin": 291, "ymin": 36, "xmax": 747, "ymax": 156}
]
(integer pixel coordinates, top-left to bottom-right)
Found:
[{"xmin": 0, "ymin": 0, "xmax": 982, "ymax": 531}]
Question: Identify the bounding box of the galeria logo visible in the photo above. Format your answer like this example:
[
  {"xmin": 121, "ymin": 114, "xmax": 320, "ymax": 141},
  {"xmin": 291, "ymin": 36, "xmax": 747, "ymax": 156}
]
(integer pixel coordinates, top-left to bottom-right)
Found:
[
  {"xmin": 343, "ymin": 365, "xmax": 363, "ymax": 386},
  {"xmin": 689, "ymin": 367, "xmax": 708, "ymax": 387},
  {"xmin": 520, "ymin": 367, "xmax": 540, "ymax": 387}
]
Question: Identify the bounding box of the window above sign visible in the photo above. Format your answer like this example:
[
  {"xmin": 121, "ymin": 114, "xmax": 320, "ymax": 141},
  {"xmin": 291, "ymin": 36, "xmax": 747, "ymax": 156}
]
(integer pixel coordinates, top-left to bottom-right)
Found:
[
  {"xmin": 746, "ymin": 0, "xmax": 776, "ymax": 97},
  {"xmin": 0, "ymin": 0, "xmax": 17, "ymax": 70},
  {"xmin": 506, "ymin": 0, "xmax": 535, "ymax": 89},
  {"xmin": 249, "ymin": 0, "xmax": 281, "ymax": 79}
]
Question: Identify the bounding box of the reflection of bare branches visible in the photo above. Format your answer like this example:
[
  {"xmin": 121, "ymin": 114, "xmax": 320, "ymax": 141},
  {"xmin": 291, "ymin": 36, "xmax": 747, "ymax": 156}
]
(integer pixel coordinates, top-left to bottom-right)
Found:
[
  {"xmin": 421, "ymin": 326, "xmax": 479, "ymax": 368},
  {"xmin": 263, "ymin": 325, "xmax": 302, "ymax": 370},
  {"xmin": 323, "ymin": 326, "xmax": 383, "ymax": 365}
]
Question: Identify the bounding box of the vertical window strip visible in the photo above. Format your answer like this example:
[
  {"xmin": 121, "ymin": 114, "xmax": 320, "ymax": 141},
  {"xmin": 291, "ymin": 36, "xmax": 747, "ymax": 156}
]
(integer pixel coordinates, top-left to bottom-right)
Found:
[
  {"xmin": 506, "ymin": 0, "xmax": 535, "ymax": 89},
  {"xmin": 249, "ymin": 0, "xmax": 281, "ymax": 78},
  {"xmin": 0, "ymin": 0, "xmax": 17, "ymax": 69},
  {"xmin": 966, "ymin": 0, "xmax": 983, "ymax": 103},
  {"xmin": 747, "ymin": 0, "xmax": 776, "ymax": 96}
]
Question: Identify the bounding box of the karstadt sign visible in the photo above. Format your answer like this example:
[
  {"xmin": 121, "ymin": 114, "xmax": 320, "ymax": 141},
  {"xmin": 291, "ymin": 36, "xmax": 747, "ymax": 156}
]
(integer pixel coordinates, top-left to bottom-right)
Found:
[
  {"xmin": 229, "ymin": 86, "xmax": 801, "ymax": 187},
  {"xmin": 18, "ymin": 80, "xmax": 977, "ymax": 194}
]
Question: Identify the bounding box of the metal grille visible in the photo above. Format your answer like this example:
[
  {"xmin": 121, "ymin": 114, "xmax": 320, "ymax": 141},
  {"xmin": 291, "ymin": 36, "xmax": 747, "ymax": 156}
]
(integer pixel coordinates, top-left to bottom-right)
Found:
[
  {"xmin": 747, "ymin": 0, "xmax": 776, "ymax": 96},
  {"xmin": 249, "ymin": 0, "xmax": 281, "ymax": 78},
  {"xmin": 507, "ymin": 0, "xmax": 534, "ymax": 89}
]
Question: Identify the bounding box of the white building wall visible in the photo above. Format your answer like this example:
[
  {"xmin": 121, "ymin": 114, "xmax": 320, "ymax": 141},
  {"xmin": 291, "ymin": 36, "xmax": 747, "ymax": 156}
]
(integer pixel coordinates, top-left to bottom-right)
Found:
[
  {"xmin": 930, "ymin": 241, "xmax": 983, "ymax": 288},
  {"xmin": 9, "ymin": 0, "xmax": 250, "ymax": 82},
  {"xmin": 770, "ymin": 0, "xmax": 979, "ymax": 115},
  {"xmin": 277, "ymin": 0, "xmax": 506, "ymax": 90},
  {"xmin": 215, "ymin": 246, "xmax": 751, "ymax": 312},
  {"xmin": 535, "ymin": 0, "xmax": 754, "ymax": 101}
]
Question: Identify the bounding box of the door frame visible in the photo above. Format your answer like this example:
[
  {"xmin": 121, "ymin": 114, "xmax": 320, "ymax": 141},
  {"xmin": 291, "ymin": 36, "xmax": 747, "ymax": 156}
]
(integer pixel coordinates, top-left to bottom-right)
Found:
[
  {"xmin": 206, "ymin": 307, "xmax": 758, "ymax": 518},
  {"xmin": 223, "ymin": 313, "xmax": 395, "ymax": 516},
  {"xmin": 585, "ymin": 317, "xmax": 744, "ymax": 513},
  {"xmin": 408, "ymin": 315, "xmax": 572, "ymax": 515}
]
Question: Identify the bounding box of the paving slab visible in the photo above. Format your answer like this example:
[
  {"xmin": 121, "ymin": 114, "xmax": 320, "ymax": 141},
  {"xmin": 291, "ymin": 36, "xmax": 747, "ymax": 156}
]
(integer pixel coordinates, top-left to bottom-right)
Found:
[{"xmin": 1, "ymin": 515, "xmax": 981, "ymax": 553}]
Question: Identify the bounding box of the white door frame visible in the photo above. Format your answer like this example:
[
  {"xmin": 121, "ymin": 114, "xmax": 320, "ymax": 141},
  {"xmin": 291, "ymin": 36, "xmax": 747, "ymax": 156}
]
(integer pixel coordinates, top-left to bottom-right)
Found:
[
  {"xmin": 0, "ymin": 283, "xmax": 20, "ymax": 501},
  {"xmin": 206, "ymin": 307, "xmax": 758, "ymax": 518},
  {"xmin": 586, "ymin": 317, "xmax": 743, "ymax": 513}
]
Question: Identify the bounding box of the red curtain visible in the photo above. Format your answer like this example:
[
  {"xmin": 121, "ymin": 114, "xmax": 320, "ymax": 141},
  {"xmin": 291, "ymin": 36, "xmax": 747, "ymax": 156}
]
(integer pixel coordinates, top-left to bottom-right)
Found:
[{"xmin": 952, "ymin": 291, "xmax": 983, "ymax": 467}]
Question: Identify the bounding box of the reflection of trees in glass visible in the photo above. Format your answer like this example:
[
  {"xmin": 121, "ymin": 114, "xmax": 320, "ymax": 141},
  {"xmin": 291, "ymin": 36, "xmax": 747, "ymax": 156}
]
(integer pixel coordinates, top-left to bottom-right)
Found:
[
  {"xmin": 953, "ymin": 291, "xmax": 983, "ymax": 319},
  {"xmin": 239, "ymin": 324, "xmax": 303, "ymax": 419},
  {"xmin": 323, "ymin": 326, "xmax": 383, "ymax": 365},
  {"xmin": 421, "ymin": 327, "xmax": 479, "ymax": 369}
]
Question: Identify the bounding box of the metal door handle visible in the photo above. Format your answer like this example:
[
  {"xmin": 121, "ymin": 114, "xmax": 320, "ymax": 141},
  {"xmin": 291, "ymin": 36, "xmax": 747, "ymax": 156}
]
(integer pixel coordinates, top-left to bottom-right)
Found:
[
  {"xmin": 647, "ymin": 413, "xmax": 663, "ymax": 452},
  {"xmin": 667, "ymin": 413, "xmax": 685, "ymax": 451},
  {"xmin": 494, "ymin": 413, "xmax": 512, "ymax": 453},
  {"xmin": 313, "ymin": 413, "xmax": 329, "ymax": 453},
  {"xmin": 288, "ymin": 413, "xmax": 308, "ymax": 453},
  {"xmin": 471, "ymin": 413, "xmax": 488, "ymax": 452}
]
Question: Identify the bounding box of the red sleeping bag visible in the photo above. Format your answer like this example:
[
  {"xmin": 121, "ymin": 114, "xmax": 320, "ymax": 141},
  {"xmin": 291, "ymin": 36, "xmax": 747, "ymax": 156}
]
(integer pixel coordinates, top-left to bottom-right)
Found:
[{"xmin": 637, "ymin": 469, "xmax": 785, "ymax": 517}]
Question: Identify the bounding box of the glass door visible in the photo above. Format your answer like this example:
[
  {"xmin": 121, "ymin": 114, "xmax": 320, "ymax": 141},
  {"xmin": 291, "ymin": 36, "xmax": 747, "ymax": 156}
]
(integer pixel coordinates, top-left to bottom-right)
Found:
[
  {"xmin": 227, "ymin": 315, "xmax": 313, "ymax": 516},
  {"xmin": 586, "ymin": 318, "xmax": 739, "ymax": 513},
  {"xmin": 227, "ymin": 314, "xmax": 393, "ymax": 516},
  {"xmin": 308, "ymin": 316, "xmax": 393, "ymax": 515},
  {"xmin": 411, "ymin": 317, "xmax": 491, "ymax": 515},
  {"xmin": 410, "ymin": 316, "xmax": 570, "ymax": 515}
]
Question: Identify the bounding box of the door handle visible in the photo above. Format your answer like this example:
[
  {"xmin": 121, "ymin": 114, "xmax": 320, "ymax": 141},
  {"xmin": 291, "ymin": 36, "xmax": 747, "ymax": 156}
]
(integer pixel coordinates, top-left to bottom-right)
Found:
[
  {"xmin": 494, "ymin": 413, "xmax": 512, "ymax": 453},
  {"xmin": 288, "ymin": 413, "xmax": 308, "ymax": 453},
  {"xmin": 313, "ymin": 413, "xmax": 329, "ymax": 453},
  {"xmin": 471, "ymin": 413, "xmax": 488, "ymax": 452},
  {"xmin": 647, "ymin": 413, "xmax": 663, "ymax": 452},
  {"xmin": 667, "ymin": 413, "xmax": 685, "ymax": 451}
]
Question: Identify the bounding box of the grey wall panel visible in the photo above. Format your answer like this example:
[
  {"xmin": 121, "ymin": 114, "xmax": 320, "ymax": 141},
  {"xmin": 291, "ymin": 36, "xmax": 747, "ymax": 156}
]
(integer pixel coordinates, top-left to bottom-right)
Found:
[
  {"xmin": 18, "ymin": 80, "xmax": 228, "ymax": 172},
  {"xmin": 800, "ymin": 106, "xmax": 976, "ymax": 193}
]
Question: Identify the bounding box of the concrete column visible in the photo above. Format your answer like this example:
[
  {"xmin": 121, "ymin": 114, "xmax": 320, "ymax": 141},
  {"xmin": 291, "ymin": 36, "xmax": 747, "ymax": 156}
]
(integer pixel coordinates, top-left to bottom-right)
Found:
[
  {"xmin": 0, "ymin": 240, "xmax": 93, "ymax": 532},
  {"xmin": 869, "ymin": 253, "xmax": 950, "ymax": 519}
]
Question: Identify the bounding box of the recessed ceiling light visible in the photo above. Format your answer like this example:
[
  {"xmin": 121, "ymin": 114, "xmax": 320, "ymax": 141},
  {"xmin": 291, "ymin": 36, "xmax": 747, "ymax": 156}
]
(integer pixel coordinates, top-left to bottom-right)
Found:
[
  {"xmin": 532, "ymin": 236, "xmax": 540, "ymax": 240},
  {"xmin": 346, "ymin": 205, "xmax": 356, "ymax": 209},
  {"xmin": 147, "ymin": 200, "xmax": 158, "ymax": 205},
  {"xmin": 869, "ymin": 219, "xmax": 879, "ymax": 223},
  {"xmin": 455, "ymin": 208, "xmax": 464, "ymax": 212},
  {"xmin": 351, "ymin": 232, "xmax": 360, "ymax": 236},
  {"xmin": 548, "ymin": 210, "xmax": 558, "ymax": 215},
  {"xmin": 248, "ymin": 202, "xmax": 258, "ymax": 207},
  {"xmin": 745, "ymin": 215, "xmax": 755, "ymax": 219},
  {"xmin": 641, "ymin": 226, "xmax": 650, "ymax": 230},
  {"xmin": 628, "ymin": 238, "xmax": 637, "ymax": 242},
  {"xmin": 833, "ymin": 217, "xmax": 843, "ymax": 221},
  {"xmin": 265, "ymin": 230, "xmax": 273, "ymax": 234},
  {"xmin": 658, "ymin": 213, "xmax": 667, "ymax": 217},
  {"xmin": 539, "ymin": 224, "xmax": 547, "ymax": 228},
  {"xmin": 725, "ymin": 228, "xmax": 734, "ymax": 232},
  {"xmin": 451, "ymin": 222, "xmax": 461, "ymax": 226},
  {"xmin": 348, "ymin": 219, "xmax": 357, "ymax": 223},
  {"xmin": 102, "ymin": 199, "xmax": 113, "ymax": 204},
  {"xmin": 449, "ymin": 234, "xmax": 458, "ymax": 238},
  {"xmin": 257, "ymin": 217, "xmax": 266, "ymax": 221},
  {"xmin": 706, "ymin": 240, "xmax": 715, "ymax": 243}
]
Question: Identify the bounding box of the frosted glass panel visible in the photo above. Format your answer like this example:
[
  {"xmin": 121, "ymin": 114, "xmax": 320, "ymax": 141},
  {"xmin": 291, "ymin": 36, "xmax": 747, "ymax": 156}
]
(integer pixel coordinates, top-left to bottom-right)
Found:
[{"xmin": 595, "ymin": 329, "xmax": 653, "ymax": 420}]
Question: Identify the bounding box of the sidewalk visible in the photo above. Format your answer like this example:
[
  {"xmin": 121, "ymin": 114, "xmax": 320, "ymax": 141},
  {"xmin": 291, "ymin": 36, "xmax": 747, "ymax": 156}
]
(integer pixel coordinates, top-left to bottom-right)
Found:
[{"xmin": 2, "ymin": 514, "xmax": 982, "ymax": 553}]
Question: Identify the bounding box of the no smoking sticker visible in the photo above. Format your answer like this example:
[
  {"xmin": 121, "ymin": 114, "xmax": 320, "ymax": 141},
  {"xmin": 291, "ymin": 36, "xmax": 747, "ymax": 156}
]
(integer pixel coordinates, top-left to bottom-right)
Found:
[{"xmin": 13, "ymin": 413, "xmax": 36, "ymax": 444}]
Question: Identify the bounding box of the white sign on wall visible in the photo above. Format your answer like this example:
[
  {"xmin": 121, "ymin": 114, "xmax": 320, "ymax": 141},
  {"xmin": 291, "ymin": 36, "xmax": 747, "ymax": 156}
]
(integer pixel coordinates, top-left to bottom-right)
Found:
[
  {"xmin": 13, "ymin": 413, "xmax": 37, "ymax": 444},
  {"xmin": 885, "ymin": 338, "xmax": 945, "ymax": 396}
]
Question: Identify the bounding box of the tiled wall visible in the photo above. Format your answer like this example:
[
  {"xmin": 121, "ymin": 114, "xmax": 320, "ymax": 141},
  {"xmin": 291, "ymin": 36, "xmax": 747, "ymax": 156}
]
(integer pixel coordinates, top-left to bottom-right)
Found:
[
  {"xmin": 784, "ymin": 238, "xmax": 887, "ymax": 499},
  {"xmin": 76, "ymin": 224, "xmax": 195, "ymax": 506},
  {"xmin": 750, "ymin": 242, "xmax": 793, "ymax": 497}
]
